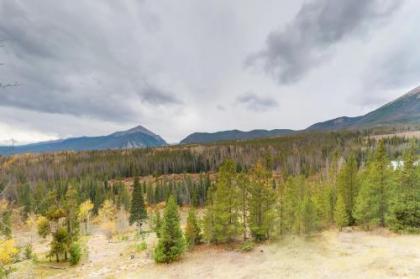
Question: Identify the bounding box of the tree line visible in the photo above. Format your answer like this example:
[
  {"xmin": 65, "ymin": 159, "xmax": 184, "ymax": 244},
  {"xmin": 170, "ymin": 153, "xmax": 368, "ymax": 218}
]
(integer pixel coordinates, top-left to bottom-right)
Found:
[
  {"xmin": 2, "ymin": 131, "xmax": 414, "ymax": 202},
  {"xmin": 0, "ymin": 137, "xmax": 418, "ymax": 268},
  {"xmin": 145, "ymin": 140, "xmax": 419, "ymax": 262}
]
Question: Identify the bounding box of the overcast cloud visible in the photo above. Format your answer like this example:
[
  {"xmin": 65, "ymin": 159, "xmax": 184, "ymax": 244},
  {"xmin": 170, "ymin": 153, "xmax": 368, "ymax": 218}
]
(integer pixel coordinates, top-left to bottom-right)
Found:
[
  {"xmin": 0, "ymin": 0, "xmax": 419, "ymax": 144},
  {"xmin": 246, "ymin": 0, "xmax": 402, "ymax": 83},
  {"xmin": 236, "ymin": 92, "xmax": 278, "ymax": 112}
]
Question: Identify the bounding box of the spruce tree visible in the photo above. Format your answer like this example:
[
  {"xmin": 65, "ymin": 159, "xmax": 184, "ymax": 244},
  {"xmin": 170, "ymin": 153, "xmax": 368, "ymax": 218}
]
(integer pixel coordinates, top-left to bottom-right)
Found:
[
  {"xmin": 389, "ymin": 141, "xmax": 420, "ymax": 232},
  {"xmin": 129, "ymin": 177, "xmax": 147, "ymax": 231},
  {"xmin": 248, "ymin": 162, "xmax": 276, "ymax": 241},
  {"xmin": 355, "ymin": 140, "xmax": 393, "ymax": 228},
  {"xmin": 312, "ymin": 180, "xmax": 335, "ymax": 230},
  {"xmin": 64, "ymin": 186, "xmax": 80, "ymax": 243},
  {"xmin": 337, "ymin": 154, "xmax": 358, "ymax": 225},
  {"xmin": 154, "ymin": 195, "xmax": 185, "ymax": 263},
  {"xmin": 18, "ymin": 183, "xmax": 32, "ymax": 219},
  {"xmin": 151, "ymin": 209, "xmax": 162, "ymax": 238},
  {"xmin": 301, "ymin": 195, "xmax": 319, "ymax": 235},
  {"xmin": 202, "ymin": 186, "xmax": 217, "ymax": 243},
  {"xmin": 185, "ymin": 208, "xmax": 202, "ymax": 248},
  {"xmin": 334, "ymin": 193, "xmax": 349, "ymax": 231},
  {"xmin": 280, "ymin": 176, "xmax": 301, "ymax": 234},
  {"xmin": 203, "ymin": 160, "xmax": 241, "ymax": 243}
]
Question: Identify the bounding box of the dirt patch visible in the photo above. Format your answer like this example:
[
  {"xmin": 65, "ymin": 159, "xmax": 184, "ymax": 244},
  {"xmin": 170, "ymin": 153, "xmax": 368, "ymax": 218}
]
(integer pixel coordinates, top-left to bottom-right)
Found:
[{"xmin": 11, "ymin": 229, "xmax": 420, "ymax": 279}]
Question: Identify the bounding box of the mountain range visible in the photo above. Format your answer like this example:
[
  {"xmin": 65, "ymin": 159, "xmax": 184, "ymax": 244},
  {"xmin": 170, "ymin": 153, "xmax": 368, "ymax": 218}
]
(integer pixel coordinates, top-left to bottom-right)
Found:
[
  {"xmin": 182, "ymin": 86, "xmax": 420, "ymax": 144},
  {"xmin": 307, "ymin": 86, "xmax": 420, "ymax": 131},
  {"xmin": 0, "ymin": 126, "xmax": 166, "ymax": 155},
  {"xmin": 0, "ymin": 86, "xmax": 419, "ymax": 154},
  {"xmin": 180, "ymin": 129, "xmax": 294, "ymax": 144}
]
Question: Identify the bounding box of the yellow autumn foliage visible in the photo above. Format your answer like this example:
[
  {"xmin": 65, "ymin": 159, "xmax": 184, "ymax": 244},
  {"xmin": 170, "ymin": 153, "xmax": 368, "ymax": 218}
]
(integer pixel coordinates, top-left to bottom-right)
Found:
[
  {"xmin": 0, "ymin": 239, "xmax": 18, "ymax": 266},
  {"xmin": 79, "ymin": 200, "xmax": 94, "ymax": 222}
]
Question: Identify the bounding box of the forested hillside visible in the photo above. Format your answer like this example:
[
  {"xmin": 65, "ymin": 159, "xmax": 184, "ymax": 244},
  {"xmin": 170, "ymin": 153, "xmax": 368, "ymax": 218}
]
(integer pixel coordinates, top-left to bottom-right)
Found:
[
  {"xmin": 180, "ymin": 129, "xmax": 294, "ymax": 144},
  {"xmin": 0, "ymin": 132, "xmax": 392, "ymax": 195},
  {"xmin": 0, "ymin": 130, "xmax": 418, "ymax": 277},
  {"xmin": 308, "ymin": 87, "xmax": 420, "ymax": 131}
]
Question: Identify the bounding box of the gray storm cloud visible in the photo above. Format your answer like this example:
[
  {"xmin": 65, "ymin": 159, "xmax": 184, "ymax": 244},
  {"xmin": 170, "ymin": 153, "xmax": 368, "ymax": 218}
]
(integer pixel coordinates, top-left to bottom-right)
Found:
[
  {"xmin": 246, "ymin": 0, "xmax": 402, "ymax": 84},
  {"xmin": 0, "ymin": 0, "xmax": 179, "ymax": 122},
  {"xmin": 236, "ymin": 92, "xmax": 278, "ymax": 112},
  {"xmin": 140, "ymin": 83, "xmax": 181, "ymax": 106},
  {"xmin": 0, "ymin": 0, "xmax": 417, "ymax": 143}
]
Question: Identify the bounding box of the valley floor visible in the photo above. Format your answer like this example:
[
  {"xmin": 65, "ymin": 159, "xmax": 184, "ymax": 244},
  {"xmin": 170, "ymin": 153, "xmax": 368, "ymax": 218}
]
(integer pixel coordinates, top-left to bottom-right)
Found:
[{"xmin": 10, "ymin": 228, "xmax": 420, "ymax": 279}]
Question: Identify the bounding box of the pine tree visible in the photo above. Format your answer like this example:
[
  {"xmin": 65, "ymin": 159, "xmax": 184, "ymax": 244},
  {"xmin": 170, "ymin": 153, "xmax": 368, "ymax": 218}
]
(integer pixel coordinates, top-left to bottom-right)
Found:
[
  {"xmin": 49, "ymin": 227, "xmax": 69, "ymax": 262},
  {"xmin": 312, "ymin": 180, "xmax": 335, "ymax": 230},
  {"xmin": 151, "ymin": 209, "xmax": 162, "ymax": 238},
  {"xmin": 248, "ymin": 162, "xmax": 276, "ymax": 241},
  {"xmin": 185, "ymin": 208, "xmax": 202, "ymax": 248},
  {"xmin": 63, "ymin": 186, "xmax": 80, "ymax": 243},
  {"xmin": 301, "ymin": 196, "xmax": 318, "ymax": 235},
  {"xmin": 279, "ymin": 176, "xmax": 319, "ymax": 235},
  {"xmin": 203, "ymin": 160, "xmax": 241, "ymax": 243},
  {"xmin": 202, "ymin": 187, "xmax": 216, "ymax": 243},
  {"xmin": 154, "ymin": 196, "xmax": 185, "ymax": 263},
  {"xmin": 129, "ymin": 177, "xmax": 147, "ymax": 231},
  {"xmin": 334, "ymin": 193, "xmax": 349, "ymax": 231},
  {"xmin": 355, "ymin": 140, "xmax": 393, "ymax": 228},
  {"xmin": 18, "ymin": 182, "xmax": 32, "ymax": 219},
  {"xmin": 237, "ymin": 173, "xmax": 249, "ymax": 240},
  {"xmin": 389, "ymin": 141, "xmax": 420, "ymax": 232},
  {"xmin": 337, "ymin": 154, "xmax": 358, "ymax": 225},
  {"xmin": 280, "ymin": 176, "xmax": 301, "ymax": 234}
]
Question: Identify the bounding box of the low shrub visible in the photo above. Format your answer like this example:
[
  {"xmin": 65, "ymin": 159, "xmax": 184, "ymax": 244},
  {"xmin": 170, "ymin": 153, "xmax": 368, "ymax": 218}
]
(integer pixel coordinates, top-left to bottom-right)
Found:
[
  {"xmin": 240, "ymin": 240, "xmax": 255, "ymax": 252},
  {"xmin": 69, "ymin": 243, "xmax": 81, "ymax": 265},
  {"xmin": 24, "ymin": 244, "xmax": 32, "ymax": 260},
  {"xmin": 136, "ymin": 242, "xmax": 147, "ymax": 252}
]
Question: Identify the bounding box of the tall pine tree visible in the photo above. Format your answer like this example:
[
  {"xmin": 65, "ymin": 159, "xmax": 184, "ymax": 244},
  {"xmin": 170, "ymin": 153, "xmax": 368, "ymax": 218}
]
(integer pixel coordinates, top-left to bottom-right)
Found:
[
  {"xmin": 154, "ymin": 195, "xmax": 185, "ymax": 263},
  {"xmin": 334, "ymin": 194, "xmax": 349, "ymax": 231},
  {"xmin": 355, "ymin": 140, "xmax": 393, "ymax": 228},
  {"xmin": 151, "ymin": 209, "xmax": 162, "ymax": 238},
  {"xmin": 336, "ymin": 154, "xmax": 359, "ymax": 225},
  {"xmin": 185, "ymin": 207, "xmax": 202, "ymax": 248},
  {"xmin": 248, "ymin": 162, "xmax": 276, "ymax": 241},
  {"xmin": 389, "ymin": 141, "xmax": 420, "ymax": 232},
  {"xmin": 203, "ymin": 160, "xmax": 241, "ymax": 243},
  {"xmin": 129, "ymin": 177, "xmax": 147, "ymax": 231}
]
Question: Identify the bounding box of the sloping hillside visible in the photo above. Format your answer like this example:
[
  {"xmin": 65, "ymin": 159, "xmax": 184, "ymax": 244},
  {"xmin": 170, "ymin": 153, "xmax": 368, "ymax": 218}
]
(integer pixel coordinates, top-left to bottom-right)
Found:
[
  {"xmin": 307, "ymin": 86, "xmax": 420, "ymax": 131},
  {"xmin": 180, "ymin": 129, "xmax": 294, "ymax": 144}
]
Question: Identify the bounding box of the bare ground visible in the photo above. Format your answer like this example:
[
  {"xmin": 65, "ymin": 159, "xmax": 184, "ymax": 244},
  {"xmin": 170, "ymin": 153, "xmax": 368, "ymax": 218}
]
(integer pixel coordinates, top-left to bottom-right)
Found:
[
  {"xmin": 12, "ymin": 228, "xmax": 420, "ymax": 279},
  {"xmin": 126, "ymin": 230, "xmax": 420, "ymax": 279}
]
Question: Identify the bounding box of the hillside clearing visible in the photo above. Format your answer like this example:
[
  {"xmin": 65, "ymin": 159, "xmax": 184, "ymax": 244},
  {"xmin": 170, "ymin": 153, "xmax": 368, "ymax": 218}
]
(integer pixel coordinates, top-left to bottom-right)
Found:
[{"xmin": 11, "ymin": 229, "xmax": 420, "ymax": 279}]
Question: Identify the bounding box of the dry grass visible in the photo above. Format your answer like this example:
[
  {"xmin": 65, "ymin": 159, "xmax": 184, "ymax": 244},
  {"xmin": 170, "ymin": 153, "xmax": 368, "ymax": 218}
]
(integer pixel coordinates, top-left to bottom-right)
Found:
[
  {"xmin": 126, "ymin": 229, "xmax": 420, "ymax": 279},
  {"xmin": 11, "ymin": 228, "xmax": 419, "ymax": 279}
]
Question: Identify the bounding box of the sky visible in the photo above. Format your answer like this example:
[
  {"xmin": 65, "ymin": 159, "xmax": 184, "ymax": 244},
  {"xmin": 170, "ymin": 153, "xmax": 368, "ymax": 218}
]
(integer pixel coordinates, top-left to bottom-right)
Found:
[{"xmin": 0, "ymin": 0, "xmax": 420, "ymax": 144}]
